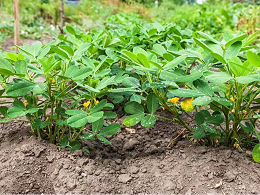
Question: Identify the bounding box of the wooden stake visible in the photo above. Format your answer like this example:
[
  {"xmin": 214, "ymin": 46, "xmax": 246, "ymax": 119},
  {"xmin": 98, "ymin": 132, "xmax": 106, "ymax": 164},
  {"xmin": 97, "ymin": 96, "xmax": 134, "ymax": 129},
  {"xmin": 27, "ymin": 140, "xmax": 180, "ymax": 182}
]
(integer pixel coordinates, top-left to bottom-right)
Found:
[
  {"xmin": 60, "ymin": 0, "xmax": 65, "ymax": 34},
  {"xmin": 13, "ymin": 0, "xmax": 19, "ymax": 52}
]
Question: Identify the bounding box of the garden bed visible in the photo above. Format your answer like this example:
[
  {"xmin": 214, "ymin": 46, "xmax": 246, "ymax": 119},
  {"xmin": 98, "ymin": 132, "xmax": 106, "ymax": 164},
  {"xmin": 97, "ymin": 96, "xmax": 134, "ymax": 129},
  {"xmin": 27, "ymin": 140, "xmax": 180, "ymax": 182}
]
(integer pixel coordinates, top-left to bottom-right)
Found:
[{"xmin": 0, "ymin": 115, "xmax": 259, "ymax": 194}]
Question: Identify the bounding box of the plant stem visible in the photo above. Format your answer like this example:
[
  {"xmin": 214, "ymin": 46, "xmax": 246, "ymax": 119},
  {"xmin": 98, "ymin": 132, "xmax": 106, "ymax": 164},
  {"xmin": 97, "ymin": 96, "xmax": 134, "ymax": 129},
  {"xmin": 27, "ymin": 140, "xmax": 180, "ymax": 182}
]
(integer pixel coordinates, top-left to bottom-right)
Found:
[{"xmin": 71, "ymin": 126, "xmax": 85, "ymax": 142}]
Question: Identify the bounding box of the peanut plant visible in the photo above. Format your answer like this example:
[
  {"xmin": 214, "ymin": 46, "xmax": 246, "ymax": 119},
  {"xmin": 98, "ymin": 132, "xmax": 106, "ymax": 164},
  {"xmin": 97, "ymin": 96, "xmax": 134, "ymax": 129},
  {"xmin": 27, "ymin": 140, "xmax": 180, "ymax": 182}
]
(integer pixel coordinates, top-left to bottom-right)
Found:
[{"xmin": 1, "ymin": 14, "xmax": 260, "ymax": 162}]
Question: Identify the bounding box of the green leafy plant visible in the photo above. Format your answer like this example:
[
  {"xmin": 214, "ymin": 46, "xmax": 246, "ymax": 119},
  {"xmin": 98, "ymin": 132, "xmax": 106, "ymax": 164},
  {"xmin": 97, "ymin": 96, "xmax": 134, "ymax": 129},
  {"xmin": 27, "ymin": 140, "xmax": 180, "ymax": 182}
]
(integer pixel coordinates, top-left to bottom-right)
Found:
[
  {"xmin": 1, "ymin": 12, "xmax": 260, "ymax": 163},
  {"xmin": 0, "ymin": 26, "xmax": 122, "ymax": 152}
]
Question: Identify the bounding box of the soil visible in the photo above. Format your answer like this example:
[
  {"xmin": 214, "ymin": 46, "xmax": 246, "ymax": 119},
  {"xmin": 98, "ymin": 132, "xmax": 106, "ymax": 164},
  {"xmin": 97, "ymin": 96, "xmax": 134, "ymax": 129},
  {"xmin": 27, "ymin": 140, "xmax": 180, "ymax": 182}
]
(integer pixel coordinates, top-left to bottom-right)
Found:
[
  {"xmin": 0, "ymin": 112, "xmax": 260, "ymax": 194},
  {"xmin": 1, "ymin": 38, "xmax": 260, "ymax": 194}
]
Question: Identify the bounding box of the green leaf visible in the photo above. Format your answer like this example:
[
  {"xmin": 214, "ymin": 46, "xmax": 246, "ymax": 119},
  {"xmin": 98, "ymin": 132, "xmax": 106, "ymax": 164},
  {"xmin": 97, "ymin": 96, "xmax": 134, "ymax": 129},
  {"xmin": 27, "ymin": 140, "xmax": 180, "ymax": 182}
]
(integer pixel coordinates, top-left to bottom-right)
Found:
[
  {"xmin": 67, "ymin": 113, "xmax": 88, "ymax": 128},
  {"xmin": 123, "ymin": 113, "xmax": 145, "ymax": 127},
  {"xmin": 27, "ymin": 64, "xmax": 43, "ymax": 74},
  {"xmin": 65, "ymin": 110, "xmax": 85, "ymax": 115},
  {"xmin": 228, "ymin": 57, "xmax": 251, "ymax": 77},
  {"xmin": 15, "ymin": 60, "xmax": 27, "ymax": 76},
  {"xmin": 97, "ymin": 135, "xmax": 111, "ymax": 145},
  {"xmin": 205, "ymin": 113, "xmax": 224, "ymax": 125},
  {"xmin": 52, "ymin": 46, "xmax": 70, "ymax": 60},
  {"xmin": 197, "ymin": 31, "xmax": 220, "ymax": 45},
  {"xmin": 174, "ymin": 72, "xmax": 203, "ymax": 83},
  {"xmin": 141, "ymin": 115, "xmax": 156, "ymax": 128},
  {"xmin": 68, "ymin": 141, "xmax": 81, "ymax": 151},
  {"xmin": 25, "ymin": 108, "xmax": 39, "ymax": 114},
  {"xmin": 87, "ymin": 111, "xmax": 104, "ymax": 123},
  {"xmin": 7, "ymin": 108, "xmax": 25, "ymax": 117},
  {"xmin": 124, "ymin": 102, "xmax": 144, "ymax": 114},
  {"xmin": 99, "ymin": 123, "xmax": 121, "ymax": 136},
  {"xmin": 122, "ymin": 50, "xmax": 139, "ymax": 64},
  {"xmin": 0, "ymin": 58, "xmax": 15, "ymax": 75},
  {"xmin": 133, "ymin": 47, "xmax": 147, "ymax": 56},
  {"xmin": 60, "ymin": 45, "xmax": 74, "ymax": 57},
  {"xmin": 32, "ymin": 83, "xmax": 47, "ymax": 94},
  {"xmin": 193, "ymin": 79, "xmax": 214, "ymax": 96},
  {"xmin": 212, "ymin": 97, "xmax": 233, "ymax": 106},
  {"xmin": 153, "ymin": 44, "xmax": 166, "ymax": 56},
  {"xmin": 163, "ymin": 55, "xmax": 187, "ymax": 70},
  {"xmin": 130, "ymin": 94, "xmax": 144, "ymax": 104},
  {"xmin": 236, "ymin": 75, "xmax": 260, "ymax": 84},
  {"xmin": 81, "ymin": 133, "xmax": 96, "ymax": 140},
  {"xmin": 195, "ymin": 112, "xmax": 205, "ymax": 125},
  {"xmin": 147, "ymin": 93, "xmax": 159, "ymax": 114},
  {"xmin": 76, "ymin": 82, "xmax": 100, "ymax": 93},
  {"xmin": 247, "ymin": 51, "xmax": 260, "ymax": 67},
  {"xmin": 65, "ymin": 66, "xmax": 92, "ymax": 81},
  {"xmin": 6, "ymin": 82, "xmax": 35, "ymax": 97},
  {"xmin": 205, "ymin": 71, "xmax": 232, "ymax": 84},
  {"xmin": 224, "ymin": 41, "xmax": 242, "ymax": 59},
  {"xmin": 122, "ymin": 77, "xmax": 140, "ymax": 88},
  {"xmin": 243, "ymin": 30, "xmax": 260, "ymax": 47},
  {"xmin": 65, "ymin": 26, "xmax": 76, "ymax": 35},
  {"xmin": 13, "ymin": 100, "xmax": 26, "ymax": 110},
  {"xmin": 168, "ymin": 89, "xmax": 203, "ymax": 98},
  {"xmin": 61, "ymin": 137, "xmax": 69, "ymax": 147},
  {"xmin": 193, "ymin": 126, "xmax": 205, "ymax": 139},
  {"xmin": 225, "ymin": 34, "xmax": 247, "ymax": 48},
  {"xmin": 92, "ymin": 118, "xmax": 104, "ymax": 133},
  {"xmin": 110, "ymin": 88, "xmax": 142, "ymax": 93},
  {"xmin": 37, "ymin": 46, "xmax": 50, "ymax": 59},
  {"xmin": 103, "ymin": 111, "xmax": 117, "ymax": 119},
  {"xmin": 240, "ymin": 122, "xmax": 254, "ymax": 133},
  {"xmin": 30, "ymin": 41, "xmax": 42, "ymax": 56},
  {"xmin": 194, "ymin": 38, "xmax": 226, "ymax": 64},
  {"xmin": 90, "ymin": 99, "xmax": 107, "ymax": 114},
  {"xmin": 96, "ymin": 76, "xmax": 115, "ymax": 90},
  {"xmin": 0, "ymin": 118, "xmax": 13, "ymax": 123},
  {"xmin": 137, "ymin": 53, "xmax": 150, "ymax": 68},
  {"xmin": 192, "ymin": 96, "xmax": 211, "ymax": 106},
  {"xmin": 252, "ymin": 143, "xmax": 260, "ymax": 163},
  {"xmin": 6, "ymin": 52, "xmax": 18, "ymax": 61},
  {"xmin": 160, "ymin": 71, "xmax": 178, "ymax": 80},
  {"xmin": 0, "ymin": 106, "xmax": 8, "ymax": 117}
]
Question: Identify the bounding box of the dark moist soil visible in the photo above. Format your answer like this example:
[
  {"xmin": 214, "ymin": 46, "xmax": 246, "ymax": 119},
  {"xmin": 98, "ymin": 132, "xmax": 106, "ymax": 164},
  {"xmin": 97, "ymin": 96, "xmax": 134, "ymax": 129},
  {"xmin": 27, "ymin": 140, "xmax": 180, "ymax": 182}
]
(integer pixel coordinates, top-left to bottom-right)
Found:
[
  {"xmin": 0, "ymin": 112, "xmax": 260, "ymax": 194},
  {"xmin": 1, "ymin": 38, "xmax": 260, "ymax": 194}
]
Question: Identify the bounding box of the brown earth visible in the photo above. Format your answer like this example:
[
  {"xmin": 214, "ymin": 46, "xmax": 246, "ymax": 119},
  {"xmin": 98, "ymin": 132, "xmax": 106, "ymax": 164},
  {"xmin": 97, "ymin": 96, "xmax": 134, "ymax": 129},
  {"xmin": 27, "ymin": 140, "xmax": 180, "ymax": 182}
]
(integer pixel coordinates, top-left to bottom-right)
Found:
[
  {"xmin": 0, "ymin": 114, "xmax": 260, "ymax": 194},
  {"xmin": 1, "ymin": 38, "xmax": 260, "ymax": 194}
]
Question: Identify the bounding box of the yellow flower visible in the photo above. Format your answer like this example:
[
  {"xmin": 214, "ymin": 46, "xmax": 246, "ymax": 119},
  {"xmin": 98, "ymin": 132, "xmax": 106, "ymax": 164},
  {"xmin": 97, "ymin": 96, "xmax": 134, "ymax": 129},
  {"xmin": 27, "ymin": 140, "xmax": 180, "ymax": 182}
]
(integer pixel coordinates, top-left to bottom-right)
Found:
[
  {"xmin": 180, "ymin": 98, "xmax": 194, "ymax": 112},
  {"xmin": 48, "ymin": 78, "xmax": 55, "ymax": 83},
  {"xmin": 168, "ymin": 97, "xmax": 180, "ymax": 104},
  {"xmin": 230, "ymin": 97, "xmax": 234, "ymax": 102},
  {"xmin": 22, "ymin": 102, "xmax": 27, "ymax": 107},
  {"xmin": 83, "ymin": 101, "xmax": 90, "ymax": 108},
  {"xmin": 94, "ymin": 99, "xmax": 99, "ymax": 105},
  {"xmin": 234, "ymin": 143, "xmax": 239, "ymax": 148}
]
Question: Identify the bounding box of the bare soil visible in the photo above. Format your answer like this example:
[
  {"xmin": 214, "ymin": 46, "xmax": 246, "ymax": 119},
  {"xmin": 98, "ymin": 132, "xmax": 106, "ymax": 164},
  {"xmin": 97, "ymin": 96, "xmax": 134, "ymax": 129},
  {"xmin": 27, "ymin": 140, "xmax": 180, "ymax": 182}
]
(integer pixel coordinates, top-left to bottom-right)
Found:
[
  {"xmin": 1, "ymin": 38, "xmax": 260, "ymax": 194},
  {"xmin": 0, "ymin": 114, "xmax": 260, "ymax": 194}
]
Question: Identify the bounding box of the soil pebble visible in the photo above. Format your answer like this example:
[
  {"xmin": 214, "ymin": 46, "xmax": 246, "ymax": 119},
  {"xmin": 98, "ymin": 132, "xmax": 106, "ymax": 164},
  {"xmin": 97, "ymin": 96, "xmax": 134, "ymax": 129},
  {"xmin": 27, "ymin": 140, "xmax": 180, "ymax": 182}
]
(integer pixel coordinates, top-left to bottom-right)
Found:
[{"xmin": 118, "ymin": 174, "xmax": 132, "ymax": 183}]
